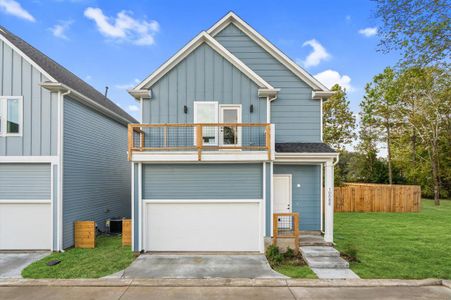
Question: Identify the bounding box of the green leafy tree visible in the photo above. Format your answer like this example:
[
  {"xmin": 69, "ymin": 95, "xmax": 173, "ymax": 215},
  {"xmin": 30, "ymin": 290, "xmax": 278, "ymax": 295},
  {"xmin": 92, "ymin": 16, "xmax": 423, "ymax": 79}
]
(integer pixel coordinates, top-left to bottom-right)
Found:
[
  {"xmin": 374, "ymin": 0, "xmax": 451, "ymax": 66},
  {"xmin": 396, "ymin": 67, "xmax": 451, "ymax": 205},
  {"xmin": 356, "ymin": 91, "xmax": 380, "ymax": 182},
  {"xmin": 323, "ymin": 84, "xmax": 356, "ymax": 151},
  {"xmin": 364, "ymin": 67, "xmax": 400, "ymax": 184}
]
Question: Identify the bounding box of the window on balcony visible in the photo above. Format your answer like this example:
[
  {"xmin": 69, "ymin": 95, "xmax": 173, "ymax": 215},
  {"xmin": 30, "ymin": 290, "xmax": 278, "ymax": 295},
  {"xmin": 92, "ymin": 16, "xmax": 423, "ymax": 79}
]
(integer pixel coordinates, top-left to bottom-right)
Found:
[{"xmin": 194, "ymin": 101, "xmax": 218, "ymax": 145}]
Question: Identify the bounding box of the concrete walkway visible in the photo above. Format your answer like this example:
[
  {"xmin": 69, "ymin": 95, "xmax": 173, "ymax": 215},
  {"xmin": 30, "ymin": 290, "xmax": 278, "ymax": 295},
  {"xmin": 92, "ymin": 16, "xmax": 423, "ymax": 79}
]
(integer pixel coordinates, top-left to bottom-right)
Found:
[
  {"xmin": 0, "ymin": 252, "xmax": 49, "ymax": 278},
  {"xmin": 123, "ymin": 254, "xmax": 287, "ymax": 279},
  {"xmin": 0, "ymin": 278, "xmax": 449, "ymax": 300},
  {"xmin": 301, "ymin": 246, "xmax": 359, "ymax": 279}
]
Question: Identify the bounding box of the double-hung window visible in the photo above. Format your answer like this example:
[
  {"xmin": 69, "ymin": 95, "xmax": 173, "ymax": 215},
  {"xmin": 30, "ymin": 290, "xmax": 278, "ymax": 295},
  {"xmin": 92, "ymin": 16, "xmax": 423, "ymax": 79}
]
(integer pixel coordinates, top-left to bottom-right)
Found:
[{"xmin": 0, "ymin": 96, "xmax": 23, "ymax": 136}]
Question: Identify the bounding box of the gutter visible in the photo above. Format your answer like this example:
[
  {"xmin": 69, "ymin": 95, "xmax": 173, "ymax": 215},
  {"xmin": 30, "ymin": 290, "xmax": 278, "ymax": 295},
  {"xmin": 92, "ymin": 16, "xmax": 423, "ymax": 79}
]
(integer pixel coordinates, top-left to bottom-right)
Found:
[{"xmin": 40, "ymin": 82, "xmax": 132, "ymax": 125}]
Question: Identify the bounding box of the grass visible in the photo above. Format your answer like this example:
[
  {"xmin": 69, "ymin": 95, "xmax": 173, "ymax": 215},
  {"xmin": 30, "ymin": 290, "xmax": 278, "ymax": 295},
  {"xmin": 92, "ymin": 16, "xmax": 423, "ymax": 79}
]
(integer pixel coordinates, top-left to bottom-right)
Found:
[
  {"xmin": 266, "ymin": 245, "xmax": 317, "ymax": 279},
  {"xmin": 334, "ymin": 199, "xmax": 451, "ymax": 279},
  {"xmin": 22, "ymin": 235, "xmax": 136, "ymax": 279},
  {"xmin": 274, "ymin": 265, "xmax": 317, "ymax": 279}
]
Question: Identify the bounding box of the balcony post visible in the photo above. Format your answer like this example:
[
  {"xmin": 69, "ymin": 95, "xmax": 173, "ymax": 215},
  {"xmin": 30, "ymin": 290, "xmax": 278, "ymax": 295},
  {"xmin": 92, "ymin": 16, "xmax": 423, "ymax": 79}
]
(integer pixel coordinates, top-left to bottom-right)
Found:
[
  {"xmin": 266, "ymin": 124, "xmax": 271, "ymax": 161},
  {"xmin": 128, "ymin": 124, "xmax": 133, "ymax": 161},
  {"xmin": 196, "ymin": 125, "xmax": 203, "ymax": 161}
]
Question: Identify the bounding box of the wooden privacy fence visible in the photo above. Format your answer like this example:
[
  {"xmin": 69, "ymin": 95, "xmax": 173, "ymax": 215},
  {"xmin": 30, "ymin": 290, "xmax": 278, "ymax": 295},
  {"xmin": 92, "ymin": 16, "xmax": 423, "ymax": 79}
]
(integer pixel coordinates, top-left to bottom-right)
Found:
[{"xmin": 334, "ymin": 183, "xmax": 421, "ymax": 212}]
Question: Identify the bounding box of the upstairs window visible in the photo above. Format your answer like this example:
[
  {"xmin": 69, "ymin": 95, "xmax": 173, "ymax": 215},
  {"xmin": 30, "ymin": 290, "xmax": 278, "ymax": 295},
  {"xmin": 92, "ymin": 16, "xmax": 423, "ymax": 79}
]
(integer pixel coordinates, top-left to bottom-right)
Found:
[
  {"xmin": 0, "ymin": 96, "xmax": 23, "ymax": 136},
  {"xmin": 194, "ymin": 101, "xmax": 218, "ymax": 145}
]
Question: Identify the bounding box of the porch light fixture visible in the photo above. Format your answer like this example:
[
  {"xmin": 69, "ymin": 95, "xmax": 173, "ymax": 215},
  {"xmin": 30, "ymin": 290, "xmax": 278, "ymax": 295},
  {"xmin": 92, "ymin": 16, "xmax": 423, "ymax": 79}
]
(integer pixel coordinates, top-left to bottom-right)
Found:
[
  {"xmin": 250, "ymin": 104, "xmax": 254, "ymax": 113},
  {"xmin": 184, "ymin": 105, "xmax": 188, "ymax": 114}
]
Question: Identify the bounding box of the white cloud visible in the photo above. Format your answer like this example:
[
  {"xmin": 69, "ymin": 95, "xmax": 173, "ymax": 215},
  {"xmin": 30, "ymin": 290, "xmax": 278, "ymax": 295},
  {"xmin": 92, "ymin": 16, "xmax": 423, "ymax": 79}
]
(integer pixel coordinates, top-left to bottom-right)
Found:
[
  {"xmin": 345, "ymin": 15, "xmax": 351, "ymax": 22},
  {"xmin": 0, "ymin": 0, "xmax": 35, "ymax": 22},
  {"xmin": 127, "ymin": 104, "xmax": 139, "ymax": 112},
  {"xmin": 84, "ymin": 7, "xmax": 159, "ymax": 46},
  {"xmin": 300, "ymin": 39, "xmax": 330, "ymax": 68},
  {"xmin": 49, "ymin": 20, "xmax": 73, "ymax": 40},
  {"xmin": 314, "ymin": 69, "xmax": 353, "ymax": 91},
  {"xmin": 114, "ymin": 79, "xmax": 140, "ymax": 90},
  {"xmin": 358, "ymin": 27, "xmax": 378, "ymax": 37}
]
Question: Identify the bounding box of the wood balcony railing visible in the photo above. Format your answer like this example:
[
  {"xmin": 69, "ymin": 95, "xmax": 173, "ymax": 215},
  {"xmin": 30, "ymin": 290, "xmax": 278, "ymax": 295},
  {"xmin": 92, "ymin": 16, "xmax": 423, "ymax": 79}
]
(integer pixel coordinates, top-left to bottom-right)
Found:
[{"xmin": 128, "ymin": 123, "xmax": 272, "ymax": 161}]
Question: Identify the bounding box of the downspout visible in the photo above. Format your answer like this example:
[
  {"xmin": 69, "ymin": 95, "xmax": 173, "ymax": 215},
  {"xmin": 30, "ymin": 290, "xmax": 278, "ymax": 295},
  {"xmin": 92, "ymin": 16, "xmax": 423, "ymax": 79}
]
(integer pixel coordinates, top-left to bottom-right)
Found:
[{"xmin": 57, "ymin": 89, "xmax": 71, "ymax": 252}]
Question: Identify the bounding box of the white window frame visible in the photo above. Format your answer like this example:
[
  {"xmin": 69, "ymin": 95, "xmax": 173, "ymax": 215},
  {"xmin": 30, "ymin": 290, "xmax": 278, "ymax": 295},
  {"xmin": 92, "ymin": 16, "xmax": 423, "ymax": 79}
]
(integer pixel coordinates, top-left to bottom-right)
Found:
[
  {"xmin": 219, "ymin": 104, "xmax": 242, "ymax": 147},
  {"xmin": 193, "ymin": 101, "xmax": 219, "ymax": 146},
  {"xmin": 0, "ymin": 96, "xmax": 23, "ymax": 137}
]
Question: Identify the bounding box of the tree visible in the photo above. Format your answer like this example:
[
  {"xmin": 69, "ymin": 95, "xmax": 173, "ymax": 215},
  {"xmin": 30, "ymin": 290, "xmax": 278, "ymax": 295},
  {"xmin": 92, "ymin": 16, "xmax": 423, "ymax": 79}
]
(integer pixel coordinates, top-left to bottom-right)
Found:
[
  {"xmin": 356, "ymin": 90, "xmax": 380, "ymax": 182},
  {"xmin": 396, "ymin": 67, "xmax": 451, "ymax": 205},
  {"xmin": 364, "ymin": 67, "xmax": 400, "ymax": 184},
  {"xmin": 374, "ymin": 0, "xmax": 451, "ymax": 66},
  {"xmin": 323, "ymin": 84, "xmax": 356, "ymax": 152}
]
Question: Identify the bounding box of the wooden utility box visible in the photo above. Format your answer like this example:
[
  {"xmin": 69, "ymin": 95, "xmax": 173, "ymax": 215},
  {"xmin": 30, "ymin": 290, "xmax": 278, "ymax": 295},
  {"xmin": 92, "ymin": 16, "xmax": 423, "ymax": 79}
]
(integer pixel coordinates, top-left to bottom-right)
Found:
[
  {"xmin": 122, "ymin": 219, "xmax": 132, "ymax": 246},
  {"xmin": 74, "ymin": 221, "xmax": 96, "ymax": 248}
]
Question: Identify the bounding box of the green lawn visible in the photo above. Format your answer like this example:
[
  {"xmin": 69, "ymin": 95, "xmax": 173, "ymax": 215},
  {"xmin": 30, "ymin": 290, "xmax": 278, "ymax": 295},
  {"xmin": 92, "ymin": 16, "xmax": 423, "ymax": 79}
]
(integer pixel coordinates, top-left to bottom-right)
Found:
[
  {"xmin": 334, "ymin": 199, "xmax": 451, "ymax": 279},
  {"xmin": 22, "ymin": 235, "xmax": 135, "ymax": 278},
  {"xmin": 274, "ymin": 265, "xmax": 317, "ymax": 278}
]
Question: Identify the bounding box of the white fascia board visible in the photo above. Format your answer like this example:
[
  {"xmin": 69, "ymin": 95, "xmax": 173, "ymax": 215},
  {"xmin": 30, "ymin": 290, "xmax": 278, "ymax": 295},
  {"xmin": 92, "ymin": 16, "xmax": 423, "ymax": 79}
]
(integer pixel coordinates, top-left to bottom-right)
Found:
[
  {"xmin": 0, "ymin": 33, "xmax": 57, "ymax": 83},
  {"xmin": 133, "ymin": 31, "xmax": 275, "ymax": 92},
  {"xmin": 275, "ymin": 152, "xmax": 339, "ymax": 163},
  {"xmin": 128, "ymin": 89, "xmax": 152, "ymax": 101},
  {"xmin": 40, "ymin": 82, "xmax": 132, "ymax": 125},
  {"xmin": 313, "ymin": 90, "xmax": 335, "ymax": 100},
  {"xmin": 207, "ymin": 12, "xmax": 331, "ymax": 93}
]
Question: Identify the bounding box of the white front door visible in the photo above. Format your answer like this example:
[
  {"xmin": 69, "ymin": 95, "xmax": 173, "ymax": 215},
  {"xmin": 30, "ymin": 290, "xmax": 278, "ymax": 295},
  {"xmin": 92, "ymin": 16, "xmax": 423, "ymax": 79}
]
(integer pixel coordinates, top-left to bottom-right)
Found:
[
  {"xmin": 219, "ymin": 105, "xmax": 241, "ymax": 147},
  {"xmin": 274, "ymin": 174, "xmax": 292, "ymax": 213},
  {"xmin": 273, "ymin": 174, "xmax": 292, "ymax": 229}
]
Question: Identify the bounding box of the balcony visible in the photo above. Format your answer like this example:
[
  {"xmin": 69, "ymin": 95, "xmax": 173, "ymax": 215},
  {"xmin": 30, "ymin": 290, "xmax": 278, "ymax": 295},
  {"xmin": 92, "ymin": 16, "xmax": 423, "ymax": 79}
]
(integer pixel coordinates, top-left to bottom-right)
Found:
[{"xmin": 128, "ymin": 123, "xmax": 274, "ymax": 162}]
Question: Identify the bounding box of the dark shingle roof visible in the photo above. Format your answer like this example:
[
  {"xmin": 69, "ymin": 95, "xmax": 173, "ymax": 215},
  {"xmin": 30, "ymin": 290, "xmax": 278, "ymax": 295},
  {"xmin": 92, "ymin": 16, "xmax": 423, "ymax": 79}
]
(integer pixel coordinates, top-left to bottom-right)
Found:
[
  {"xmin": 275, "ymin": 143, "xmax": 336, "ymax": 153},
  {"xmin": 0, "ymin": 26, "xmax": 137, "ymax": 123}
]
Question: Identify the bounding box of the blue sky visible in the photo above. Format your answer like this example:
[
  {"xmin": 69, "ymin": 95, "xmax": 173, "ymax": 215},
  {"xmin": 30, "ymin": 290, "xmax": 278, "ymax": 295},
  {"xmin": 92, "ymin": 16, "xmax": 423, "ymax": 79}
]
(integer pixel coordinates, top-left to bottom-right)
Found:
[{"xmin": 0, "ymin": 0, "xmax": 400, "ymax": 121}]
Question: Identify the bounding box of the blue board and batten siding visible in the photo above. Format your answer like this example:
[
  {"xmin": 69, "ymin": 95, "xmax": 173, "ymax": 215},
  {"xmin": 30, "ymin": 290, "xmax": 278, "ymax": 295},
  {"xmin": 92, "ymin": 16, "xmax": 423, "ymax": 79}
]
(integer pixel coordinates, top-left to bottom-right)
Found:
[
  {"xmin": 274, "ymin": 165, "xmax": 321, "ymax": 230},
  {"xmin": 63, "ymin": 97, "xmax": 131, "ymax": 248},
  {"xmin": 0, "ymin": 40, "xmax": 58, "ymax": 156},
  {"xmin": 215, "ymin": 24, "xmax": 321, "ymax": 143},
  {"xmin": 143, "ymin": 43, "xmax": 266, "ymax": 125}
]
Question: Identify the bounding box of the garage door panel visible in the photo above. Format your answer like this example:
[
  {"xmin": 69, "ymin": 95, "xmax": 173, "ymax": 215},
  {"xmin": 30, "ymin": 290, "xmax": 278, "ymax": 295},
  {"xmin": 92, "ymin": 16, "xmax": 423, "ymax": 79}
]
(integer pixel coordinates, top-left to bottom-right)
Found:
[
  {"xmin": 0, "ymin": 203, "xmax": 51, "ymax": 250},
  {"xmin": 145, "ymin": 201, "xmax": 262, "ymax": 252}
]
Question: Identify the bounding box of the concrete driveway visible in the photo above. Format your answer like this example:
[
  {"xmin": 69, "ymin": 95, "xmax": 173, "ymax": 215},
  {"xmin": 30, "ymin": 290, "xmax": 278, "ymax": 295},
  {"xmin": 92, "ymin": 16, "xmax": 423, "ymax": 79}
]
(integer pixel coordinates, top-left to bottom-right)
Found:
[
  {"xmin": 0, "ymin": 252, "xmax": 49, "ymax": 278},
  {"xmin": 123, "ymin": 254, "xmax": 287, "ymax": 279}
]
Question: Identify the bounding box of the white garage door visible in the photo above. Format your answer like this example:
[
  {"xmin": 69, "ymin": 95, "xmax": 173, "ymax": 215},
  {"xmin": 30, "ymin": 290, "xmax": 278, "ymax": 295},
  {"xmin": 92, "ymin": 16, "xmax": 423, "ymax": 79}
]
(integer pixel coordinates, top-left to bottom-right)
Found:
[
  {"xmin": 144, "ymin": 201, "xmax": 263, "ymax": 252},
  {"xmin": 0, "ymin": 202, "xmax": 51, "ymax": 250}
]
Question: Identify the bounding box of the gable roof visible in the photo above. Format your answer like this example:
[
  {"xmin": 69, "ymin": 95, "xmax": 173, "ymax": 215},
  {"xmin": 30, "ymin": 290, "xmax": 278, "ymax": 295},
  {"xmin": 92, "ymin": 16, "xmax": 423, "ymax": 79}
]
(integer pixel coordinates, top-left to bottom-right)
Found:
[
  {"xmin": 0, "ymin": 26, "xmax": 137, "ymax": 124},
  {"xmin": 207, "ymin": 12, "xmax": 332, "ymax": 94},
  {"xmin": 130, "ymin": 31, "xmax": 277, "ymax": 98}
]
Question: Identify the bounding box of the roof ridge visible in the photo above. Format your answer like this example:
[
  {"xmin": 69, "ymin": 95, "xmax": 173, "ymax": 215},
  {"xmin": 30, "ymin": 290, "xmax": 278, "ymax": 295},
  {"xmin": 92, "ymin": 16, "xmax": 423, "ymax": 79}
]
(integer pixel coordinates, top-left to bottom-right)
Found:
[{"xmin": 0, "ymin": 25, "xmax": 137, "ymax": 123}]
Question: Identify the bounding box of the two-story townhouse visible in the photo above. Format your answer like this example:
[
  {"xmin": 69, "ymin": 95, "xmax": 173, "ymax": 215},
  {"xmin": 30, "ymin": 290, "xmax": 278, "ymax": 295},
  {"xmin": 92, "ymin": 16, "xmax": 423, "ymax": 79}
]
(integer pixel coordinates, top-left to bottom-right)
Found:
[
  {"xmin": 0, "ymin": 26, "xmax": 135, "ymax": 251},
  {"xmin": 127, "ymin": 12, "xmax": 338, "ymax": 253}
]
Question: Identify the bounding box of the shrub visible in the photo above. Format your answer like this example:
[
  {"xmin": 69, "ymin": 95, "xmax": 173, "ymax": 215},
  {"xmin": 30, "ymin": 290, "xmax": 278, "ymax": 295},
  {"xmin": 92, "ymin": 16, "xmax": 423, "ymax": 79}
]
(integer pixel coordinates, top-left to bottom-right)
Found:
[
  {"xmin": 341, "ymin": 243, "xmax": 359, "ymax": 262},
  {"xmin": 266, "ymin": 245, "xmax": 284, "ymax": 266}
]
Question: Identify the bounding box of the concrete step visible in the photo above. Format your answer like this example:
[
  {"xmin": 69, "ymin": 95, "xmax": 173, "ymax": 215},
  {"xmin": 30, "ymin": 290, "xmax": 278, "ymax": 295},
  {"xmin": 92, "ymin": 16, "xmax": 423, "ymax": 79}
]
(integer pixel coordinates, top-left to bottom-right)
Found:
[
  {"xmin": 300, "ymin": 235, "xmax": 332, "ymax": 247},
  {"xmin": 304, "ymin": 256, "xmax": 349, "ymax": 269},
  {"xmin": 300, "ymin": 246, "xmax": 340, "ymax": 257},
  {"xmin": 311, "ymin": 268, "xmax": 360, "ymax": 279}
]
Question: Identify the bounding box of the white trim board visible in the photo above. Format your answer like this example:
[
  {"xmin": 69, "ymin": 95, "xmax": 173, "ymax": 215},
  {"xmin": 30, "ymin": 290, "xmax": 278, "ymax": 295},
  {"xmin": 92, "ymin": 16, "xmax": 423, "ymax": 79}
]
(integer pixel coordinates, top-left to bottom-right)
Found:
[
  {"xmin": 0, "ymin": 199, "xmax": 51, "ymax": 204},
  {"xmin": 207, "ymin": 12, "xmax": 331, "ymax": 94},
  {"xmin": 0, "ymin": 156, "xmax": 58, "ymax": 163},
  {"xmin": 130, "ymin": 32, "xmax": 276, "ymax": 94}
]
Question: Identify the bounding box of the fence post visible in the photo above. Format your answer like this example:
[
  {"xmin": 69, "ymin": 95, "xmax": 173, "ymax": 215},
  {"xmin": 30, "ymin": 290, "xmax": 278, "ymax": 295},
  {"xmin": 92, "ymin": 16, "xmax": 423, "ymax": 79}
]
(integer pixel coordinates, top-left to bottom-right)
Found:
[{"xmin": 272, "ymin": 214, "xmax": 278, "ymax": 245}]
